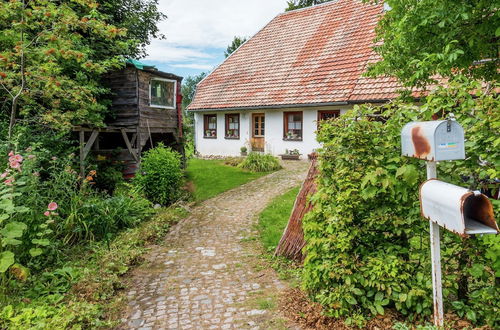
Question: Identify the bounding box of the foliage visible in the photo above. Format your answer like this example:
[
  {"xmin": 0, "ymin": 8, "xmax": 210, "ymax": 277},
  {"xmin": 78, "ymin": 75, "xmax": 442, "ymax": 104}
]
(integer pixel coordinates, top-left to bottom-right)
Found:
[
  {"xmin": 0, "ymin": 207, "xmax": 186, "ymax": 329},
  {"xmin": 302, "ymin": 76, "xmax": 499, "ymax": 326},
  {"xmin": 285, "ymin": 0, "xmax": 333, "ymax": 11},
  {"xmin": 240, "ymin": 146, "xmax": 247, "ymax": 153},
  {"xmin": 90, "ymin": 154, "xmax": 125, "ymax": 193},
  {"xmin": 186, "ymin": 158, "xmax": 270, "ymax": 202},
  {"xmin": 181, "ymin": 72, "xmax": 207, "ymax": 157},
  {"xmin": 238, "ymin": 153, "xmax": 282, "ymax": 173},
  {"xmin": 368, "ymin": 0, "xmax": 499, "ymax": 87},
  {"xmin": 285, "ymin": 149, "xmax": 300, "ymax": 155},
  {"xmin": 134, "ymin": 144, "xmax": 183, "ymax": 205},
  {"xmin": 0, "ymin": 0, "xmax": 131, "ymax": 135},
  {"xmin": 259, "ymin": 186, "xmax": 299, "ymax": 252},
  {"xmin": 97, "ymin": 0, "xmax": 167, "ymax": 58},
  {"xmin": 224, "ymin": 36, "xmax": 247, "ymax": 58}
]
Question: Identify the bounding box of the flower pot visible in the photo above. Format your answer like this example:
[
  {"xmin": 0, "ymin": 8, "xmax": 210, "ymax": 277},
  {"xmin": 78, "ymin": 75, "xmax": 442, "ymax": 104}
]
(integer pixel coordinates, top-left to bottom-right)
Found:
[
  {"xmin": 240, "ymin": 152, "xmax": 247, "ymax": 156},
  {"xmin": 281, "ymin": 154, "xmax": 300, "ymax": 160}
]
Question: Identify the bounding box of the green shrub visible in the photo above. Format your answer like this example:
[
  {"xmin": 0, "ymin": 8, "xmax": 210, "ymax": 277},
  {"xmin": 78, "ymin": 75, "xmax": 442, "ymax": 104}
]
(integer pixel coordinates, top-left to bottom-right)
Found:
[
  {"xmin": 302, "ymin": 77, "xmax": 500, "ymax": 327},
  {"xmin": 238, "ymin": 153, "xmax": 282, "ymax": 172},
  {"xmin": 134, "ymin": 144, "xmax": 183, "ymax": 205}
]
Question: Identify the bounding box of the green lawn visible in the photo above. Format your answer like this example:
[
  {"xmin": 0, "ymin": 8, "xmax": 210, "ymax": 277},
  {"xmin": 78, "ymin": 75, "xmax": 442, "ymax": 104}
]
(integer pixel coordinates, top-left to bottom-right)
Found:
[
  {"xmin": 186, "ymin": 158, "xmax": 271, "ymax": 202},
  {"xmin": 258, "ymin": 186, "xmax": 300, "ymax": 252}
]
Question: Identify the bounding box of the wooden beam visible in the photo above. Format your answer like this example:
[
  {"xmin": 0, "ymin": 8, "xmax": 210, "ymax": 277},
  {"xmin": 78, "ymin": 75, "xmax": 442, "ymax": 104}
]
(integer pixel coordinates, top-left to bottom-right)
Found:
[
  {"xmin": 121, "ymin": 128, "xmax": 139, "ymax": 163},
  {"xmin": 82, "ymin": 130, "xmax": 99, "ymax": 160},
  {"xmin": 79, "ymin": 130, "xmax": 85, "ymax": 178}
]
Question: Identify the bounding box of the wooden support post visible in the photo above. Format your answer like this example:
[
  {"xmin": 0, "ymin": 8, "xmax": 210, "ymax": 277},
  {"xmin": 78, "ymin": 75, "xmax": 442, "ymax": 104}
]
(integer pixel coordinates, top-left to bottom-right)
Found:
[
  {"xmin": 82, "ymin": 130, "xmax": 99, "ymax": 160},
  {"xmin": 121, "ymin": 128, "xmax": 139, "ymax": 163},
  {"xmin": 136, "ymin": 127, "xmax": 141, "ymax": 164},
  {"xmin": 79, "ymin": 130, "xmax": 85, "ymax": 178}
]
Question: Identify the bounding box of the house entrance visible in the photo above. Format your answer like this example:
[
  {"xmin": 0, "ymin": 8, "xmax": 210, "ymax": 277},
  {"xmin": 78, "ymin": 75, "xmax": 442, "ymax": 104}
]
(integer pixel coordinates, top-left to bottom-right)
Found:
[{"xmin": 251, "ymin": 113, "xmax": 265, "ymax": 152}]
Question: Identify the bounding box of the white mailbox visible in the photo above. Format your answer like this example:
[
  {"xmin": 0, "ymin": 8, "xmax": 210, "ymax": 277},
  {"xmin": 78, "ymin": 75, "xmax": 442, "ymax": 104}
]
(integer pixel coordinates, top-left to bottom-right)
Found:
[
  {"xmin": 420, "ymin": 179, "xmax": 499, "ymax": 236},
  {"xmin": 401, "ymin": 120, "xmax": 465, "ymax": 161}
]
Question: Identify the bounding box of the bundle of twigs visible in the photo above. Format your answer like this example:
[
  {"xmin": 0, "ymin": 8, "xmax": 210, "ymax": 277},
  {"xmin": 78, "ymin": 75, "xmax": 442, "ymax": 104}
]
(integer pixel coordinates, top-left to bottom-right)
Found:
[{"xmin": 274, "ymin": 154, "xmax": 318, "ymax": 262}]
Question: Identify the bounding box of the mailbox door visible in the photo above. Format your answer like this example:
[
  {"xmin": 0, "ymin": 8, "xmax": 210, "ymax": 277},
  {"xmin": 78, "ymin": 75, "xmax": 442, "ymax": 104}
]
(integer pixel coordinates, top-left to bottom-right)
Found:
[{"xmin": 434, "ymin": 122, "xmax": 465, "ymax": 161}]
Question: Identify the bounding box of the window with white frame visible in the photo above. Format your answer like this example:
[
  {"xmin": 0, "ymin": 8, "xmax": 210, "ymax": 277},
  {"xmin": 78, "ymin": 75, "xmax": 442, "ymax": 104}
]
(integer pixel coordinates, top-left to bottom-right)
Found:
[{"xmin": 150, "ymin": 78, "xmax": 176, "ymax": 108}]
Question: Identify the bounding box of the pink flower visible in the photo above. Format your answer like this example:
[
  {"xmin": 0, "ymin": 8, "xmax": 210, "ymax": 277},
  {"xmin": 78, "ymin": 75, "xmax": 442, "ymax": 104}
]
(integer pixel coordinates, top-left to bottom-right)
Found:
[
  {"xmin": 44, "ymin": 211, "xmax": 50, "ymax": 217},
  {"xmin": 28, "ymin": 155, "xmax": 35, "ymax": 159},
  {"xmin": 47, "ymin": 202, "xmax": 58, "ymax": 211},
  {"xmin": 8, "ymin": 151, "xmax": 14, "ymax": 157},
  {"xmin": 5, "ymin": 179, "xmax": 13, "ymax": 186},
  {"xmin": 13, "ymin": 155, "xmax": 23, "ymax": 162},
  {"xmin": 0, "ymin": 172, "xmax": 8, "ymax": 179},
  {"xmin": 51, "ymin": 157, "xmax": 57, "ymax": 161},
  {"xmin": 9, "ymin": 161, "xmax": 20, "ymax": 169}
]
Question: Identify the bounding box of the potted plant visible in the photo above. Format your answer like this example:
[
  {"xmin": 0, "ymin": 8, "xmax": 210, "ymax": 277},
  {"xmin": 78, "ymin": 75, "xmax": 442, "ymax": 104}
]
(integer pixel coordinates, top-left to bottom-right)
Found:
[
  {"xmin": 240, "ymin": 146, "xmax": 248, "ymax": 156},
  {"xmin": 281, "ymin": 148, "xmax": 300, "ymax": 160}
]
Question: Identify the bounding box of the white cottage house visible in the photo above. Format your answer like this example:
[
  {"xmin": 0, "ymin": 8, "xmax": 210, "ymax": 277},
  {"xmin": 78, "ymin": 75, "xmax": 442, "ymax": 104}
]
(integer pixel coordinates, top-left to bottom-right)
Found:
[{"xmin": 188, "ymin": 0, "xmax": 402, "ymax": 157}]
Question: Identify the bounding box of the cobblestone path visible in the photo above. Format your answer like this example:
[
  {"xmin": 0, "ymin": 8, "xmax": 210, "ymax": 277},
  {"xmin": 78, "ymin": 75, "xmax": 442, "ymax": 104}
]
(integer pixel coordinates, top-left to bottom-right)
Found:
[{"xmin": 119, "ymin": 161, "xmax": 309, "ymax": 330}]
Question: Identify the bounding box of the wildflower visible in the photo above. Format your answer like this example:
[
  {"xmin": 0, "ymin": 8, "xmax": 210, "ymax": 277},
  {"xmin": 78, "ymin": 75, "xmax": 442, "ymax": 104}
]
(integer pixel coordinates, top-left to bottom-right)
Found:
[
  {"xmin": 47, "ymin": 202, "xmax": 58, "ymax": 211},
  {"xmin": 9, "ymin": 161, "xmax": 20, "ymax": 169},
  {"xmin": 8, "ymin": 151, "xmax": 14, "ymax": 157},
  {"xmin": 5, "ymin": 179, "xmax": 13, "ymax": 186},
  {"xmin": 13, "ymin": 155, "xmax": 23, "ymax": 162},
  {"xmin": 51, "ymin": 157, "xmax": 57, "ymax": 161},
  {"xmin": 25, "ymin": 147, "xmax": 33, "ymax": 152},
  {"xmin": 0, "ymin": 172, "xmax": 8, "ymax": 179},
  {"xmin": 33, "ymin": 172, "xmax": 40, "ymax": 177},
  {"xmin": 44, "ymin": 211, "xmax": 50, "ymax": 217},
  {"xmin": 28, "ymin": 155, "xmax": 35, "ymax": 159},
  {"xmin": 89, "ymin": 170, "xmax": 96, "ymax": 176},
  {"xmin": 86, "ymin": 176, "xmax": 93, "ymax": 181}
]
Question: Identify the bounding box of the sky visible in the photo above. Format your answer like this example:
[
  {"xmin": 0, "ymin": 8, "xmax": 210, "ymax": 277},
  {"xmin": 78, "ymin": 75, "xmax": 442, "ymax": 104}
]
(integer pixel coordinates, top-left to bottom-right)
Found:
[{"xmin": 142, "ymin": 0, "xmax": 288, "ymax": 79}]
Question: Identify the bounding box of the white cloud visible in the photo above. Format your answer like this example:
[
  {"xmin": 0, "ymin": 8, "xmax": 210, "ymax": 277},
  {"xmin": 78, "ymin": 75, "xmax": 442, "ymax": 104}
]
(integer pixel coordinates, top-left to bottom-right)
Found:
[
  {"xmin": 146, "ymin": 41, "xmax": 213, "ymax": 63},
  {"xmin": 171, "ymin": 63, "xmax": 214, "ymax": 70},
  {"xmin": 145, "ymin": 0, "xmax": 286, "ymax": 64}
]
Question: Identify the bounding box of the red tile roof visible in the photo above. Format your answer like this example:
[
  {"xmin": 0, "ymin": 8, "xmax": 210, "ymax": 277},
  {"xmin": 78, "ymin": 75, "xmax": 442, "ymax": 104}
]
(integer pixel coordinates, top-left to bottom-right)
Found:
[{"xmin": 188, "ymin": 0, "xmax": 401, "ymax": 111}]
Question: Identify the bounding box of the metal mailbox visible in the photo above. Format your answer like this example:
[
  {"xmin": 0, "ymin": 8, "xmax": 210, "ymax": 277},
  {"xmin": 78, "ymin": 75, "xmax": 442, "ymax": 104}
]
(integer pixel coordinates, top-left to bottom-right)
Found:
[
  {"xmin": 401, "ymin": 120, "xmax": 465, "ymax": 161},
  {"xmin": 420, "ymin": 179, "xmax": 499, "ymax": 236}
]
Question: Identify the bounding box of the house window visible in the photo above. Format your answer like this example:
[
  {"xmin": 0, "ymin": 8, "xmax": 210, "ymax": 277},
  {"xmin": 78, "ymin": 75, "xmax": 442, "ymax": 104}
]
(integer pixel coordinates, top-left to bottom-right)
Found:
[
  {"xmin": 317, "ymin": 110, "xmax": 340, "ymax": 128},
  {"xmin": 204, "ymin": 114, "xmax": 217, "ymax": 138},
  {"xmin": 225, "ymin": 114, "xmax": 240, "ymax": 139},
  {"xmin": 284, "ymin": 111, "xmax": 303, "ymax": 140},
  {"xmin": 150, "ymin": 78, "xmax": 176, "ymax": 109}
]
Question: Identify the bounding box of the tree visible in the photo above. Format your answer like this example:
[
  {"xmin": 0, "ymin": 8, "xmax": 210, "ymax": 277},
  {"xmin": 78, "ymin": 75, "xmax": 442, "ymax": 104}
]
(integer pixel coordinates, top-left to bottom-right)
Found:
[
  {"xmin": 0, "ymin": 0, "xmax": 151, "ymax": 139},
  {"xmin": 368, "ymin": 0, "xmax": 499, "ymax": 87},
  {"xmin": 224, "ymin": 36, "xmax": 247, "ymax": 58},
  {"xmin": 285, "ymin": 0, "xmax": 333, "ymax": 11},
  {"xmin": 93, "ymin": 0, "xmax": 167, "ymax": 59},
  {"xmin": 181, "ymin": 72, "xmax": 207, "ymax": 111}
]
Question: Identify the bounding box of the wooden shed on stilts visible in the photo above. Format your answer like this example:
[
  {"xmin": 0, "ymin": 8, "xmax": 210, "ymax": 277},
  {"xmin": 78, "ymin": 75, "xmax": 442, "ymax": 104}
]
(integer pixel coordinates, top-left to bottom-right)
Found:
[{"xmin": 74, "ymin": 60, "xmax": 184, "ymax": 178}]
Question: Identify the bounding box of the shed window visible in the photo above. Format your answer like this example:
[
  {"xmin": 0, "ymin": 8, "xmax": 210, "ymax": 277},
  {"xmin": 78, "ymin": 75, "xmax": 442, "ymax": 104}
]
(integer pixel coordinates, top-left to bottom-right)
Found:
[
  {"xmin": 150, "ymin": 78, "xmax": 176, "ymax": 108},
  {"xmin": 204, "ymin": 114, "xmax": 217, "ymax": 138},
  {"xmin": 284, "ymin": 112, "xmax": 303, "ymax": 140},
  {"xmin": 225, "ymin": 114, "xmax": 240, "ymax": 139}
]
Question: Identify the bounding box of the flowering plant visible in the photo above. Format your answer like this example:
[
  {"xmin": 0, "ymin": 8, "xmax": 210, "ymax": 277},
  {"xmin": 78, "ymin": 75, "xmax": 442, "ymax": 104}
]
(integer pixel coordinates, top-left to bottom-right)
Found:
[{"xmin": 0, "ymin": 150, "xmax": 55, "ymax": 283}]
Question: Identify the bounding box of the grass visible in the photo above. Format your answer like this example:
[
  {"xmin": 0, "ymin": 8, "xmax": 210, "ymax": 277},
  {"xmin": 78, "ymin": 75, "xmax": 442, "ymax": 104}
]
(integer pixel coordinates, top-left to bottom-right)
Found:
[
  {"xmin": 258, "ymin": 186, "xmax": 300, "ymax": 252},
  {"xmin": 0, "ymin": 207, "xmax": 188, "ymax": 329},
  {"xmin": 186, "ymin": 158, "xmax": 272, "ymax": 201}
]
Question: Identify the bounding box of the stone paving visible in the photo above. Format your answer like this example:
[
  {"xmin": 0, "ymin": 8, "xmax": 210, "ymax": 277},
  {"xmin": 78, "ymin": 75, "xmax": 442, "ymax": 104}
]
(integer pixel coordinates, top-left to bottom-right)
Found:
[{"xmin": 119, "ymin": 161, "xmax": 309, "ymax": 330}]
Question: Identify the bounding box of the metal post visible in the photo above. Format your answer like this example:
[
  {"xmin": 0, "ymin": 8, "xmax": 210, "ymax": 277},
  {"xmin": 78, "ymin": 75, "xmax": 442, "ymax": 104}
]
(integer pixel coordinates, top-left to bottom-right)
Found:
[{"xmin": 426, "ymin": 161, "xmax": 444, "ymax": 327}]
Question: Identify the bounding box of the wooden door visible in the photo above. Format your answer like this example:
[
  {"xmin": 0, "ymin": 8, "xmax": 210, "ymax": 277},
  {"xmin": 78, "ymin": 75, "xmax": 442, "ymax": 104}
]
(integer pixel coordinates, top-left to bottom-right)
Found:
[{"xmin": 251, "ymin": 113, "xmax": 265, "ymax": 152}]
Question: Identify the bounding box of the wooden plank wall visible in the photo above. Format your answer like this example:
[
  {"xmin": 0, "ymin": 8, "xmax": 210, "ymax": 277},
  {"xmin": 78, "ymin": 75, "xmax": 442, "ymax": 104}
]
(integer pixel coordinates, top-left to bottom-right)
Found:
[
  {"xmin": 137, "ymin": 70, "xmax": 180, "ymax": 131},
  {"xmin": 105, "ymin": 67, "xmax": 139, "ymax": 127}
]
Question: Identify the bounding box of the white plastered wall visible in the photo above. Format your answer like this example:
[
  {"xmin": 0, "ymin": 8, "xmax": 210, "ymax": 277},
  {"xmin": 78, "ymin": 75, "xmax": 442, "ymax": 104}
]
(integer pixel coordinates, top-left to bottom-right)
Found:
[{"xmin": 193, "ymin": 106, "xmax": 353, "ymax": 157}]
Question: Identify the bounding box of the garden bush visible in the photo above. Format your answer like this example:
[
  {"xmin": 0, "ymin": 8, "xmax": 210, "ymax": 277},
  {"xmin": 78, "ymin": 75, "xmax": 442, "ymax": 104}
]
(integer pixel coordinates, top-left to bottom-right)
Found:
[
  {"xmin": 302, "ymin": 76, "xmax": 500, "ymax": 327},
  {"xmin": 134, "ymin": 144, "xmax": 183, "ymax": 205},
  {"xmin": 238, "ymin": 152, "xmax": 282, "ymax": 172}
]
